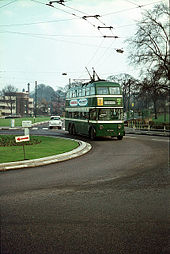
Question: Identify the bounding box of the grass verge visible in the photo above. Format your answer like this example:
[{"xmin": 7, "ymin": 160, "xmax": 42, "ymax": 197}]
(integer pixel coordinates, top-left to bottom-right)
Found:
[
  {"xmin": 0, "ymin": 135, "xmax": 79, "ymax": 163},
  {"xmin": 0, "ymin": 117, "xmax": 50, "ymax": 127}
]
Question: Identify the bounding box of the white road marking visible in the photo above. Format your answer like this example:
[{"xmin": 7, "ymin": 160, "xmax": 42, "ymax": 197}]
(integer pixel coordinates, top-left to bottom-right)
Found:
[
  {"xmin": 151, "ymin": 138, "xmax": 169, "ymax": 142},
  {"xmin": 124, "ymin": 136, "xmax": 136, "ymax": 139}
]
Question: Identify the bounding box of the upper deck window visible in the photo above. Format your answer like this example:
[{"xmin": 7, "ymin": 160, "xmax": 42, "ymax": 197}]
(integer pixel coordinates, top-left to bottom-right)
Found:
[
  {"xmin": 97, "ymin": 87, "xmax": 108, "ymax": 95},
  {"xmin": 66, "ymin": 92, "xmax": 69, "ymax": 99},
  {"xmin": 77, "ymin": 89, "xmax": 82, "ymax": 97},
  {"xmin": 69, "ymin": 91, "xmax": 73, "ymax": 98},
  {"xmin": 90, "ymin": 86, "xmax": 95, "ymax": 95},
  {"xmin": 73, "ymin": 90, "xmax": 76, "ymax": 97},
  {"xmin": 86, "ymin": 87, "xmax": 90, "ymax": 96},
  {"xmin": 109, "ymin": 87, "xmax": 120, "ymax": 95},
  {"xmin": 82, "ymin": 88, "xmax": 85, "ymax": 96}
]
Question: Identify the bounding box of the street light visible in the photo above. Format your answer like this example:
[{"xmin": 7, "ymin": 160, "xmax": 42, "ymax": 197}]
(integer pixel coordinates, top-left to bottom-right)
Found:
[
  {"xmin": 116, "ymin": 49, "xmax": 124, "ymax": 53},
  {"xmin": 62, "ymin": 72, "xmax": 71, "ymax": 88}
]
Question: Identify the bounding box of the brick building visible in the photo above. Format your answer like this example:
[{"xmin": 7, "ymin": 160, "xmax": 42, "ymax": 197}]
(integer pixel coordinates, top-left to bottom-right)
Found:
[{"xmin": 0, "ymin": 92, "xmax": 34, "ymax": 117}]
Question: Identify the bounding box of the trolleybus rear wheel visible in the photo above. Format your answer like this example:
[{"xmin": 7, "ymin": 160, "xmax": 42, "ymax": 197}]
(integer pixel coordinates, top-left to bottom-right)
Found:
[
  {"xmin": 89, "ymin": 127, "xmax": 96, "ymax": 140},
  {"xmin": 72, "ymin": 125, "xmax": 76, "ymax": 135},
  {"xmin": 68, "ymin": 124, "xmax": 72, "ymax": 134}
]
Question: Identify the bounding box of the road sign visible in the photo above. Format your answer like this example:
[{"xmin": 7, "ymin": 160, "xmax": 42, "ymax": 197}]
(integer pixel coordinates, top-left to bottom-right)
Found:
[
  {"xmin": 22, "ymin": 121, "xmax": 32, "ymax": 128},
  {"xmin": 15, "ymin": 135, "xmax": 30, "ymax": 143}
]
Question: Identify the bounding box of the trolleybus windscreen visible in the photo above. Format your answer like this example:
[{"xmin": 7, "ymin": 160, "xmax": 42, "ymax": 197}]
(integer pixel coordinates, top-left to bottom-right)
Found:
[{"xmin": 98, "ymin": 108, "xmax": 123, "ymax": 120}]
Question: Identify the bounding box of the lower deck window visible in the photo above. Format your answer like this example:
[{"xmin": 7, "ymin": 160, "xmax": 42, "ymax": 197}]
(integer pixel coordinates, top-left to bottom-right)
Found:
[{"xmin": 66, "ymin": 108, "xmax": 123, "ymax": 121}]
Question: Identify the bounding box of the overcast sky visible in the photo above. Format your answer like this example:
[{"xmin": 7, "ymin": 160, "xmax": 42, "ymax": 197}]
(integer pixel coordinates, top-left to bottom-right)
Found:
[{"xmin": 0, "ymin": 0, "xmax": 167, "ymax": 92}]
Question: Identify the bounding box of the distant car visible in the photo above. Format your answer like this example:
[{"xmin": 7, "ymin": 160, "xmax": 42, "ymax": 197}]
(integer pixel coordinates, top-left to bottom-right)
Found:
[{"xmin": 49, "ymin": 116, "xmax": 62, "ymax": 129}]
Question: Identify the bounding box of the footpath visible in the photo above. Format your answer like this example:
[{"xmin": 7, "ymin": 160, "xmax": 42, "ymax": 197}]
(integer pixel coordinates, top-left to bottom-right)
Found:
[{"xmin": 125, "ymin": 127, "xmax": 170, "ymax": 137}]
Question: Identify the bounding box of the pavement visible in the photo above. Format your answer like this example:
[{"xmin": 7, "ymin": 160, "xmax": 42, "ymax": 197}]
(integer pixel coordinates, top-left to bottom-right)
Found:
[{"xmin": 125, "ymin": 126, "xmax": 170, "ymax": 137}]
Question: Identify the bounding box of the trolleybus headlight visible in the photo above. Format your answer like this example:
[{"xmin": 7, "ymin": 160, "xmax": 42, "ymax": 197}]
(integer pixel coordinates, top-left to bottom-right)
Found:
[{"xmin": 118, "ymin": 124, "xmax": 121, "ymax": 129}]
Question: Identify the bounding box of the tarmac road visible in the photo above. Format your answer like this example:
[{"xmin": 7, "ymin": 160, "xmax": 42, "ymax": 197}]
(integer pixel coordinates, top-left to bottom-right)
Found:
[{"xmin": 0, "ymin": 131, "xmax": 169, "ymax": 254}]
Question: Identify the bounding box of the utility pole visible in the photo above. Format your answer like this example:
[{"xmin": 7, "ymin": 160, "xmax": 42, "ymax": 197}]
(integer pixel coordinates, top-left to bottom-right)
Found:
[{"xmin": 34, "ymin": 81, "xmax": 37, "ymax": 117}]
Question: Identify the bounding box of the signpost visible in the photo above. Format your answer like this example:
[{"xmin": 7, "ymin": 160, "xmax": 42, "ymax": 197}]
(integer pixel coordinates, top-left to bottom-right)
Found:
[
  {"xmin": 15, "ymin": 135, "xmax": 30, "ymax": 160},
  {"xmin": 22, "ymin": 121, "xmax": 32, "ymax": 136},
  {"xmin": 11, "ymin": 119, "xmax": 15, "ymax": 128}
]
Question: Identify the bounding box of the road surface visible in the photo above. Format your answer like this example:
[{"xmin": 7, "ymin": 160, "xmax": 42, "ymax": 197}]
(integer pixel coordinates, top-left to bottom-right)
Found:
[{"xmin": 0, "ymin": 129, "xmax": 169, "ymax": 254}]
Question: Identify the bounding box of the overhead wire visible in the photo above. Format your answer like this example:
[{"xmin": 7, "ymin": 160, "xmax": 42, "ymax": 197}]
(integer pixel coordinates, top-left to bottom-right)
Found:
[
  {"xmin": 0, "ymin": 30, "xmax": 102, "ymax": 39},
  {"xmin": 0, "ymin": 30, "xmax": 113, "ymax": 48},
  {"xmin": 30, "ymin": 0, "xmax": 116, "ymax": 34},
  {"xmin": 1, "ymin": 0, "xmax": 164, "ymax": 85},
  {"xmin": 0, "ymin": 0, "xmax": 17, "ymax": 9},
  {"xmin": 50, "ymin": 1, "xmax": 107, "ymax": 27},
  {"xmin": 125, "ymin": 0, "xmax": 143, "ymax": 7},
  {"xmin": 0, "ymin": 17, "xmax": 78, "ymax": 27},
  {"xmin": 85, "ymin": 38, "xmax": 105, "ymax": 67},
  {"xmin": 33, "ymin": 0, "xmax": 99, "ymax": 29},
  {"xmin": 90, "ymin": 39, "xmax": 116, "ymax": 69},
  {"xmin": 102, "ymin": 0, "xmax": 163, "ymax": 16}
]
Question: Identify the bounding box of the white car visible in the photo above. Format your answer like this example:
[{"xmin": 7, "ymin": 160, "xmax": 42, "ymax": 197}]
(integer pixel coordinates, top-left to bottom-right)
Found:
[{"xmin": 49, "ymin": 116, "xmax": 62, "ymax": 129}]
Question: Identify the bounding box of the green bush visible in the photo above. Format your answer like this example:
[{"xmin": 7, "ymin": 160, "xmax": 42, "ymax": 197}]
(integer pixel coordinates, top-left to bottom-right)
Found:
[{"xmin": 0, "ymin": 135, "xmax": 41, "ymax": 147}]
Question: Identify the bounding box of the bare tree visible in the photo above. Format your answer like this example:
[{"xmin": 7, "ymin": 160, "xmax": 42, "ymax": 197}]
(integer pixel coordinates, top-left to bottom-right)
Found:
[
  {"xmin": 139, "ymin": 69, "xmax": 168, "ymax": 119},
  {"xmin": 2, "ymin": 85, "xmax": 18, "ymax": 115},
  {"xmin": 107, "ymin": 73, "xmax": 138, "ymax": 111},
  {"xmin": 126, "ymin": 2, "xmax": 169, "ymax": 85}
]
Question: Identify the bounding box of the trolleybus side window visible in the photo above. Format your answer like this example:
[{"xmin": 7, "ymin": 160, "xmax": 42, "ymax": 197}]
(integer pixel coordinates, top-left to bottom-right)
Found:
[
  {"xmin": 70, "ymin": 90, "xmax": 73, "ymax": 98},
  {"xmin": 82, "ymin": 88, "xmax": 85, "ymax": 96},
  {"xmin": 90, "ymin": 109, "xmax": 97, "ymax": 120},
  {"xmin": 97, "ymin": 87, "xmax": 108, "ymax": 95},
  {"xmin": 77, "ymin": 89, "xmax": 82, "ymax": 97},
  {"xmin": 86, "ymin": 87, "xmax": 90, "ymax": 96},
  {"xmin": 90, "ymin": 86, "xmax": 95, "ymax": 95},
  {"xmin": 82, "ymin": 112, "xmax": 88, "ymax": 119},
  {"xmin": 68, "ymin": 112, "xmax": 72, "ymax": 118}
]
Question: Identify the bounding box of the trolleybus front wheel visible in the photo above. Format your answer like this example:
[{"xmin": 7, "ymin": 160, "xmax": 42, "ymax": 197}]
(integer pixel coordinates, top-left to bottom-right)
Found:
[{"xmin": 117, "ymin": 135, "xmax": 123, "ymax": 140}]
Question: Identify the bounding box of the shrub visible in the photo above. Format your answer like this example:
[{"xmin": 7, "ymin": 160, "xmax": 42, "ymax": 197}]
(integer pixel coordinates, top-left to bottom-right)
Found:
[{"xmin": 0, "ymin": 135, "xmax": 41, "ymax": 147}]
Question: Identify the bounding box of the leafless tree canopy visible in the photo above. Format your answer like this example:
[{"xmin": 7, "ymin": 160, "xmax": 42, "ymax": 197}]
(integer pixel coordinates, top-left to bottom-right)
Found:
[
  {"xmin": 126, "ymin": 2, "xmax": 169, "ymax": 82},
  {"xmin": 1, "ymin": 85, "xmax": 18, "ymax": 115}
]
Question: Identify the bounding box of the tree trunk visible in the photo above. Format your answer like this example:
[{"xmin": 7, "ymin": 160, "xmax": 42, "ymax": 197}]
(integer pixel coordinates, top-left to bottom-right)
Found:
[{"xmin": 153, "ymin": 99, "xmax": 157, "ymax": 119}]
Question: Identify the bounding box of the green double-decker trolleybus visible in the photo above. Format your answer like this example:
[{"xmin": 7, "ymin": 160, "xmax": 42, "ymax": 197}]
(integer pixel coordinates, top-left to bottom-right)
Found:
[{"xmin": 65, "ymin": 80, "xmax": 125, "ymax": 140}]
